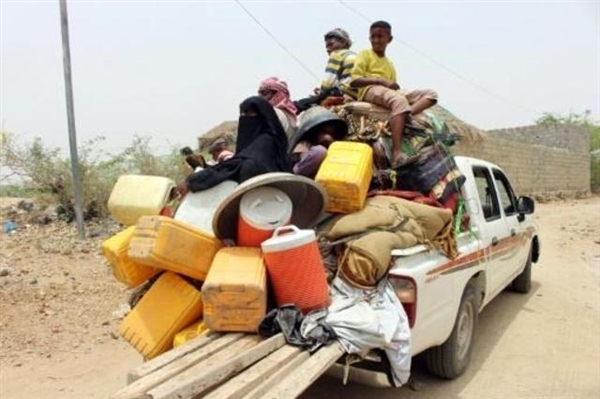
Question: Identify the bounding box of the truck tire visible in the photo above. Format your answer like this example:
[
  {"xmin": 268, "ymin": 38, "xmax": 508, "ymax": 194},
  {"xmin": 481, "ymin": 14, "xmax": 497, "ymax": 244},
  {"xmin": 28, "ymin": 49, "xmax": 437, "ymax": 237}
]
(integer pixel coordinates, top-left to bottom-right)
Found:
[
  {"xmin": 511, "ymin": 246, "xmax": 532, "ymax": 293},
  {"xmin": 424, "ymin": 283, "xmax": 478, "ymax": 379}
]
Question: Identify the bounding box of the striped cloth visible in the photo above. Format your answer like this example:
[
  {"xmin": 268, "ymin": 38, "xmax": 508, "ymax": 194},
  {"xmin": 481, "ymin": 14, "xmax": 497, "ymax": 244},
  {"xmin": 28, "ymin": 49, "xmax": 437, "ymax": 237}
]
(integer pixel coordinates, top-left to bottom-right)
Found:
[{"xmin": 321, "ymin": 49, "xmax": 357, "ymax": 98}]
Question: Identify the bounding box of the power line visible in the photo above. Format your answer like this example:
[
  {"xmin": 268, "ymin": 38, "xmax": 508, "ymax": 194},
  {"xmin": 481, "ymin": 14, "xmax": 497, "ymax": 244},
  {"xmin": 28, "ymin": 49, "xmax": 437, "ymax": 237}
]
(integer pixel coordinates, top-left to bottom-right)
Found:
[
  {"xmin": 234, "ymin": 0, "xmax": 321, "ymax": 81},
  {"xmin": 338, "ymin": 0, "xmax": 541, "ymax": 115}
]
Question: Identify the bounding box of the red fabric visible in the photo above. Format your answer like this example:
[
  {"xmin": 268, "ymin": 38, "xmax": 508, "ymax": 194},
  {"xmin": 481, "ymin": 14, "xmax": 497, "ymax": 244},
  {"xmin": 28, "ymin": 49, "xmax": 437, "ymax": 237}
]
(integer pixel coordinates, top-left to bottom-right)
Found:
[
  {"xmin": 159, "ymin": 207, "xmax": 172, "ymax": 217},
  {"xmin": 259, "ymin": 77, "xmax": 298, "ymax": 125},
  {"xmin": 439, "ymin": 190, "xmax": 459, "ymax": 213},
  {"xmin": 320, "ymin": 96, "xmax": 345, "ymax": 107}
]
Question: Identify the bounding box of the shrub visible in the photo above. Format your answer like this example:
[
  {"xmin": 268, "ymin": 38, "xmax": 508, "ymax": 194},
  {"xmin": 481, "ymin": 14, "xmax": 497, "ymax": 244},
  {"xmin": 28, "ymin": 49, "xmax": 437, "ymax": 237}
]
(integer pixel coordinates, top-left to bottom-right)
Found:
[{"xmin": 0, "ymin": 132, "xmax": 185, "ymax": 220}]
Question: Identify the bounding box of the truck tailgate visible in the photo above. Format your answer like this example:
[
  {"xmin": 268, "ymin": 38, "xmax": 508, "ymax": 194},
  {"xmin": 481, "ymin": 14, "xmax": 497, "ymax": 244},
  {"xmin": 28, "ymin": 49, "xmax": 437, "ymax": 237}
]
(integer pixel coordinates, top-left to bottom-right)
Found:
[{"xmin": 111, "ymin": 332, "xmax": 344, "ymax": 399}]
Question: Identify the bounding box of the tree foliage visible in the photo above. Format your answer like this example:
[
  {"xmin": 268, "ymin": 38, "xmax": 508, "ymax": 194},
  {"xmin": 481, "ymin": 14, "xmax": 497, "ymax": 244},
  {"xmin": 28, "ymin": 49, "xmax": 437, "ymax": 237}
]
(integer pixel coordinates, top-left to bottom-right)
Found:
[{"xmin": 0, "ymin": 133, "xmax": 185, "ymax": 220}]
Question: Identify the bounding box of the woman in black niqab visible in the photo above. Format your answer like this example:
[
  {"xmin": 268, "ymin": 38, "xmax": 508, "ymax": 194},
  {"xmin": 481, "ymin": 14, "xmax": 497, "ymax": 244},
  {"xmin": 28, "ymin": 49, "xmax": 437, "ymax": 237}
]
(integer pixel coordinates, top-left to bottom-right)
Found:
[{"xmin": 177, "ymin": 96, "xmax": 291, "ymax": 195}]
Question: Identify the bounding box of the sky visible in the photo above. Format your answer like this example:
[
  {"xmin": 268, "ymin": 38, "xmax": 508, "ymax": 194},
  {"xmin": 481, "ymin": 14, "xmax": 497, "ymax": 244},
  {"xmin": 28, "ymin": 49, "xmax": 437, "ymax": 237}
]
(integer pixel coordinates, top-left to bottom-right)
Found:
[{"xmin": 0, "ymin": 0, "xmax": 599, "ymax": 160}]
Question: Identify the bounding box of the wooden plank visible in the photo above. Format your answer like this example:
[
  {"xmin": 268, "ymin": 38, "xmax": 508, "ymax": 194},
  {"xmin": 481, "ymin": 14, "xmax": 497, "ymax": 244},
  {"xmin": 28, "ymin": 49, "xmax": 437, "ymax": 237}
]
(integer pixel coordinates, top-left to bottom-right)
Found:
[
  {"xmin": 260, "ymin": 342, "xmax": 345, "ymax": 399},
  {"xmin": 111, "ymin": 333, "xmax": 246, "ymax": 399},
  {"xmin": 241, "ymin": 349, "xmax": 311, "ymax": 399},
  {"xmin": 127, "ymin": 332, "xmax": 224, "ymax": 383},
  {"xmin": 147, "ymin": 333, "xmax": 286, "ymax": 399},
  {"xmin": 203, "ymin": 344, "xmax": 303, "ymax": 399}
]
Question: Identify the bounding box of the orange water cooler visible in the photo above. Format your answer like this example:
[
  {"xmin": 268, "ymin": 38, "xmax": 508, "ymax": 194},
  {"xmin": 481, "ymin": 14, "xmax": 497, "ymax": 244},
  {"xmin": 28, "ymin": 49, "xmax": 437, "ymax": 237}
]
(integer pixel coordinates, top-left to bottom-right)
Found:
[
  {"xmin": 261, "ymin": 226, "xmax": 330, "ymax": 314},
  {"xmin": 237, "ymin": 186, "xmax": 293, "ymax": 247}
]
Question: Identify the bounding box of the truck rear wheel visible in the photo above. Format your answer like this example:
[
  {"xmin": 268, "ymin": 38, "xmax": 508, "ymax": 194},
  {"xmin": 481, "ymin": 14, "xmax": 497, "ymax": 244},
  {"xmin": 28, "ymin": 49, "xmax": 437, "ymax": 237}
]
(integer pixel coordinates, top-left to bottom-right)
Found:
[
  {"xmin": 511, "ymin": 246, "xmax": 532, "ymax": 293},
  {"xmin": 424, "ymin": 283, "xmax": 478, "ymax": 379}
]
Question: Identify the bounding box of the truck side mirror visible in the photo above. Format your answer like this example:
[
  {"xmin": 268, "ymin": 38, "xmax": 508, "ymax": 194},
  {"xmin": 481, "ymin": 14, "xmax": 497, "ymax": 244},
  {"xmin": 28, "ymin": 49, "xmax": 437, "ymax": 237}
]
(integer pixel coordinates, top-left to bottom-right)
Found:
[{"xmin": 516, "ymin": 196, "xmax": 535, "ymax": 221}]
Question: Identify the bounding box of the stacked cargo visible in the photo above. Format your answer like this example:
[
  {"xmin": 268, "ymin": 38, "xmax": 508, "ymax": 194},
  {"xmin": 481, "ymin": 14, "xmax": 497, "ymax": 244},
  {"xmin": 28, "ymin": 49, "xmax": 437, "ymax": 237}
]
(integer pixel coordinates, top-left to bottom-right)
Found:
[
  {"xmin": 102, "ymin": 105, "xmax": 459, "ymax": 364},
  {"xmin": 101, "ymin": 171, "xmax": 335, "ymax": 359}
]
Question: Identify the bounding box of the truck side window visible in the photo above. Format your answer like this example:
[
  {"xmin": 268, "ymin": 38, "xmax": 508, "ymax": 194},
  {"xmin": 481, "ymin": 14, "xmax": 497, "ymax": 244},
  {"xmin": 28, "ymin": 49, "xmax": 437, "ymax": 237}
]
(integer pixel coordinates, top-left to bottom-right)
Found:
[
  {"xmin": 473, "ymin": 166, "xmax": 500, "ymax": 221},
  {"xmin": 493, "ymin": 169, "xmax": 518, "ymax": 216}
]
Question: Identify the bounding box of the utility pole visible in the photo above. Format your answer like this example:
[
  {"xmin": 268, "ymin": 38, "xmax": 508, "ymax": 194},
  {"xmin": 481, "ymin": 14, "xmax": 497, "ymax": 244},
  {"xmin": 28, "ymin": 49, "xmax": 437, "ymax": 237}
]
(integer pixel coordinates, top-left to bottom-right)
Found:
[{"xmin": 59, "ymin": 0, "xmax": 85, "ymax": 239}]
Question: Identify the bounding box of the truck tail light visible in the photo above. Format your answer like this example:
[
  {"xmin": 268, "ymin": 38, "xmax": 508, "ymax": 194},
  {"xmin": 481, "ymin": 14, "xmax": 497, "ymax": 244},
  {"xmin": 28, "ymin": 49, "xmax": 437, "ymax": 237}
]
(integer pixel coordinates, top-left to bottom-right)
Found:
[{"xmin": 388, "ymin": 275, "xmax": 417, "ymax": 328}]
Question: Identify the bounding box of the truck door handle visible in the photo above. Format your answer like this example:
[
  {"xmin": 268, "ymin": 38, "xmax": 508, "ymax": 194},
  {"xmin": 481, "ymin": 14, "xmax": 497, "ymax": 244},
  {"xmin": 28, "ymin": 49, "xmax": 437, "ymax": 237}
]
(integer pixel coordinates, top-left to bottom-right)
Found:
[
  {"xmin": 492, "ymin": 237, "xmax": 499, "ymax": 246},
  {"xmin": 511, "ymin": 229, "xmax": 516, "ymax": 237}
]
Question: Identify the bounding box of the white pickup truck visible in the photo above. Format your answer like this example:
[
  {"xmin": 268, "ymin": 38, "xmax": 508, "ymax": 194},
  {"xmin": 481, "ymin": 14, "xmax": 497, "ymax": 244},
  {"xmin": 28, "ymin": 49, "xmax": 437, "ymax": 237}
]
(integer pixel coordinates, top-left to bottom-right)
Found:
[
  {"xmin": 333, "ymin": 155, "xmax": 540, "ymax": 385},
  {"xmin": 115, "ymin": 156, "xmax": 540, "ymax": 399}
]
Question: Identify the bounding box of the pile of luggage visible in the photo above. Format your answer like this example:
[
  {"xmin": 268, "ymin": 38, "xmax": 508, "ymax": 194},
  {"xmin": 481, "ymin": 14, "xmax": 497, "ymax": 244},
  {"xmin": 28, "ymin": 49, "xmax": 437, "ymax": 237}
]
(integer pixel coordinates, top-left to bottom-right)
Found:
[
  {"xmin": 102, "ymin": 170, "xmax": 333, "ymax": 360},
  {"xmin": 100, "ymin": 104, "xmax": 464, "ymax": 380}
]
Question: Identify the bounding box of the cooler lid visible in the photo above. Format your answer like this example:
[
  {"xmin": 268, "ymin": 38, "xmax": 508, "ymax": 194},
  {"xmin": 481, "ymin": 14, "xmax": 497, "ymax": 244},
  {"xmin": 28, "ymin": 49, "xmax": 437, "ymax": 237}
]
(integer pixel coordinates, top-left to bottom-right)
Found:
[
  {"xmin": 261, "ymin": 225, "xmax": 316, "ymax": 252},
  {"xmin": 240, "ymin": 187, "xmax": 293, "ymax": 229}
]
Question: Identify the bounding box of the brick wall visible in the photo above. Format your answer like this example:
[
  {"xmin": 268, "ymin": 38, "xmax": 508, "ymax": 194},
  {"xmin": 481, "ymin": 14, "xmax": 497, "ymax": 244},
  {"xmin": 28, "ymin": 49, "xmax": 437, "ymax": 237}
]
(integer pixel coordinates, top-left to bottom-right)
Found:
[
  {"xmin": 452, "ymin": 124, "xmax": 590, "ymax": 197},
  {"xmin": 487, "ymin": 124, "xmax": 590, "ymax": 153}
]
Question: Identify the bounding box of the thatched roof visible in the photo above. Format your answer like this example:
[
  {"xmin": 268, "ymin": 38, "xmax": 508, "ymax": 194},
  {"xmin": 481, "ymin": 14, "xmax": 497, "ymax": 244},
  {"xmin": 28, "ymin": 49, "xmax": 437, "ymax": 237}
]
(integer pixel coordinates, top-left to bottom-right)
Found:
[
  {"xmin": 197, "ymin": 121, "xmax": 237, "ymax": 151},
  {"xmin": 428, "ymin": 105, "xmax": 485, "ymax": 144},
  {"xmin": 196, "ymin": 103, "xmax": 485, "ymax": 149}
]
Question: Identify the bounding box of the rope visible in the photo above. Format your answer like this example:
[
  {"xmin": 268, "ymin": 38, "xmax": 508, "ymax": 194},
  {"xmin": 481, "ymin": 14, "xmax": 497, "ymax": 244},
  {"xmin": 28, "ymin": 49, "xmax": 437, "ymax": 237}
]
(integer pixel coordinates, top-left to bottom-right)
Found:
[
  {"xmin": 234, "ymin": 0, "xmax": 320, "ymax": 80},
  {"xmin": 336, "ymin": 0, "xmax": 541, "ymax": 115}
]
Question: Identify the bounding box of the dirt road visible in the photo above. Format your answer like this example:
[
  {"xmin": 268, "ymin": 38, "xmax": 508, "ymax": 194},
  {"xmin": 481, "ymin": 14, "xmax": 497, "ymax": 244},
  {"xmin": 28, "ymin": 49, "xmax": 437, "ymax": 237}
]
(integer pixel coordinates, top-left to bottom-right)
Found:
[{"xmin": 1, "ymin": 197, "xmax": 599, "ymax": 399}]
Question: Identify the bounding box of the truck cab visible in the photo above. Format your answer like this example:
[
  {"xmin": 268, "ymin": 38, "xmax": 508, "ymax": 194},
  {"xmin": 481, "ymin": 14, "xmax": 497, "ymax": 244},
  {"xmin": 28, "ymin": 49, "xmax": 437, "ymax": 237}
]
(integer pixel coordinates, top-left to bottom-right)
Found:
[{"xmin": 337, "ymin": 156, "xmax": 540, "ymax": 383}]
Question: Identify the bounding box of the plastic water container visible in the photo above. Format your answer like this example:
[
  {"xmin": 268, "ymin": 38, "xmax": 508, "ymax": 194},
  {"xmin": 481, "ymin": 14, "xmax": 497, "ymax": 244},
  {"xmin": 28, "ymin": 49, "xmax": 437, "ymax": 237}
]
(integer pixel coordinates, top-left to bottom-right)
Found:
[
  {"xmin": 237, "ymin": 187, "xmax": 293, "ymax": 247},
  {"xmin": 101, "ymin": 226, "xmax": 160, "ymax": 288},
  {"xmin": 173, "ymin": 320, "xmax": 209, "ymax": 347},
  {"xmin": 261, "ymin": 226, "xmax": 330, "ymax": 314},
  {"xmin": 128, "ymin": 216, "xmax": 223, "ymax": 281},
  {"xmin": 108, "ymin": 175, "xmax": 175, "ymax": 226},
  {"xmin": 315, "ymin": 141, "xmax": 373, "ymax": 214},
  {"xmin": 202, "ymin": 247, "xmax": 267, "ymax": 332},
  {"xmin": 174, "ymin": 180, "xmax": 238, "ymax": 236},
  {"xmin": 119, "ymin": 272, "xmax": 203, "ymax": 359}
]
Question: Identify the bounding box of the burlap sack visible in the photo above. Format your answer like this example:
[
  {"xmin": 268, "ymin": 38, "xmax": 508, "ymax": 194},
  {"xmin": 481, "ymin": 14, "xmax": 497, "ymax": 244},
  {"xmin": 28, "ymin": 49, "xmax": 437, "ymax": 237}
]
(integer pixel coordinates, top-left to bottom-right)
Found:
[
  {"xmin": 392, "ymin": 197, "xmax": 453, "ymax": 241},
  {"xmin": 325, "ymin": 195, "xmax": 452, "ymax": 242},
  {"xmin": 338, "ymin": 231, "xmax": 419, "ymax": 288}
]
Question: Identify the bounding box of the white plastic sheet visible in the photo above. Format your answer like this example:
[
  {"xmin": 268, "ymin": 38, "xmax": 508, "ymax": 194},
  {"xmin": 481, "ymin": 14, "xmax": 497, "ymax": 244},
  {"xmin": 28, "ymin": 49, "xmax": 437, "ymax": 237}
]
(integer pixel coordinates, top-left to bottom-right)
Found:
[{"xmin": 325, "ymin": 277, "xmax": 411, "ymax": 386}]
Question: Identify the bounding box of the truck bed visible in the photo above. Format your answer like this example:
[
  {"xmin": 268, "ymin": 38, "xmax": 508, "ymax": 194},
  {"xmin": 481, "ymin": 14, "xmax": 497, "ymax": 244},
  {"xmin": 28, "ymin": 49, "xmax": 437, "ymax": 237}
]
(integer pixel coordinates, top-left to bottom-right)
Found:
[{"xmin": 111, "ymin": 332, "xmax": 344, "ymax": 399}]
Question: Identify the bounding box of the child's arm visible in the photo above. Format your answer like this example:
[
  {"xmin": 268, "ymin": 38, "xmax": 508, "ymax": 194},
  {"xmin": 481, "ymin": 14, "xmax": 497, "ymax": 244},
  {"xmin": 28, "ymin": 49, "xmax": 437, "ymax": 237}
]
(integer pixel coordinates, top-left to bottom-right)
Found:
[
  {"xmin": 351, "ymin": 77, "xmax": 399, "ymax": 90},
  {"xmin": 350, "ymin": 52, "xmax": 399, "ymax": 90}
]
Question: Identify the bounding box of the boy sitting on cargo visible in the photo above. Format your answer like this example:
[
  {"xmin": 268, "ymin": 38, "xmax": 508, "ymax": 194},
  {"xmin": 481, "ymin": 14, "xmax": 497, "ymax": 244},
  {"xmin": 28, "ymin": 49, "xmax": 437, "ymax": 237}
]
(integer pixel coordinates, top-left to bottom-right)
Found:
[
  {"xmin": 350, "ymin": 20, "xmax": 438, "ymax": 168},
  {"xmin": 294, "ymin": 28, "xmax": 357, "ymax": 113}
]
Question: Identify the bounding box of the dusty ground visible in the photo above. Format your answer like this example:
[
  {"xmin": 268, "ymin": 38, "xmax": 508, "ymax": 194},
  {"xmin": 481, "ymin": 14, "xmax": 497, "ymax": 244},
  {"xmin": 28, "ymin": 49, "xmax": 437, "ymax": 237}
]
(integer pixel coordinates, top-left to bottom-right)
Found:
[{"xmin": 0, "ymin": 196, "xmax": 599, "ymax": 399}]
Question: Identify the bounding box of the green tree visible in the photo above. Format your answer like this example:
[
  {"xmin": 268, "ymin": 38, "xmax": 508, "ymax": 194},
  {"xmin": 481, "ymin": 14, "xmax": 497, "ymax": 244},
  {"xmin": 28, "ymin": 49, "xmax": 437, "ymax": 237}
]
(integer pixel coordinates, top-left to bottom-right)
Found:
[{"xmin": 0, "ymin": 132, "xmax": 185, "ymax": 219}]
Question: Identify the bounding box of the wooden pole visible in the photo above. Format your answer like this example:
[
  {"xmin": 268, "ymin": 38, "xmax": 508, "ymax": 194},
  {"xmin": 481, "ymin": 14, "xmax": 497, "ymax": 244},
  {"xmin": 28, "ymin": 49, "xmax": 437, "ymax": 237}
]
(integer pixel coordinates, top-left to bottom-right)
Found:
[{"xmin": 59, "ymin": 0, "xmax": 85, "ymax": 239}]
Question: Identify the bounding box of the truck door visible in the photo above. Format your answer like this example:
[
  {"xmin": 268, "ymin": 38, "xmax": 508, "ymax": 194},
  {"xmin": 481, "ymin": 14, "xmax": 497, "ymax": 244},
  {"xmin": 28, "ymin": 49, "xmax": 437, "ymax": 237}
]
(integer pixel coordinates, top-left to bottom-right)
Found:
[
  {"xmin": 491, "ymin": 168, "xmax": 529, "ymax": 284},
  {"xmin": 472, "ymin": 166, "xmax": 512, "ymax": 299}
]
